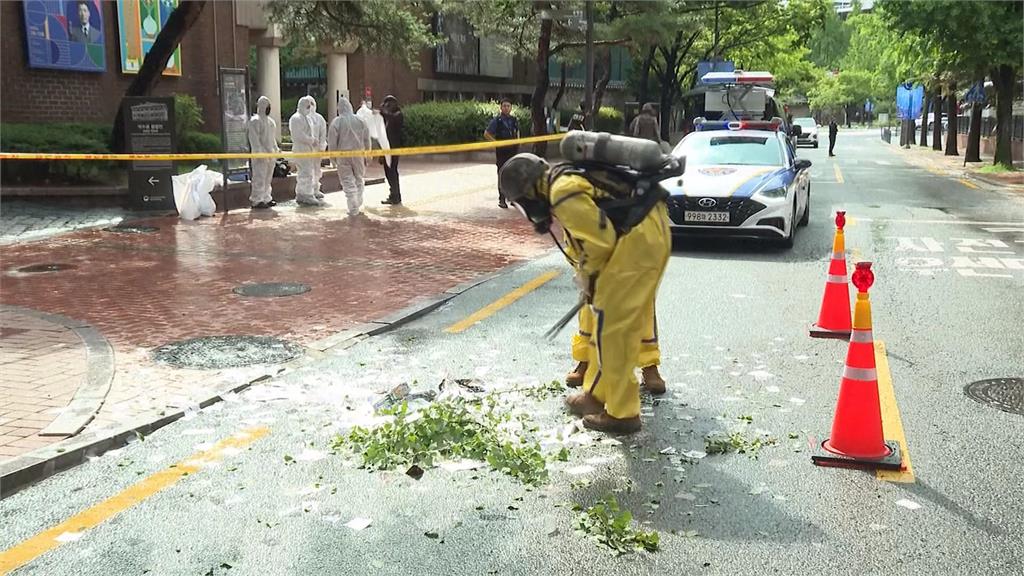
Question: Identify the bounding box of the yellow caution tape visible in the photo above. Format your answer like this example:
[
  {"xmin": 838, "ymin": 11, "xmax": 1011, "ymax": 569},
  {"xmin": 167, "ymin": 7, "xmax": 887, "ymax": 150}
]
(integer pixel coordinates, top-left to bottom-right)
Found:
[{"xmin": 0, "ymin": 133, "xmax": 565, "ymax": 162}]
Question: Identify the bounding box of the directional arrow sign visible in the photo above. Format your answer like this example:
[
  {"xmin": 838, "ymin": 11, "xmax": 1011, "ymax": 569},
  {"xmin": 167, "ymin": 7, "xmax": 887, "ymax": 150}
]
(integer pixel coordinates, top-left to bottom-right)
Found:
[{"xmin": 148, "ymin": 176, "xmax": 159, "ymax": 186}]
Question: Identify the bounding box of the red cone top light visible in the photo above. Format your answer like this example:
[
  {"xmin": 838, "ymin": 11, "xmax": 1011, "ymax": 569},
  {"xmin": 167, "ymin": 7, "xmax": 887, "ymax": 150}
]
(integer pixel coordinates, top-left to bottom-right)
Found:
[
  {"xmin": 835, "ymin": 211, "xmax": 846, "ymax": 230},
  {"xmin": 852, "ymin": 261, "xmax": 874, "ymax": 292}
]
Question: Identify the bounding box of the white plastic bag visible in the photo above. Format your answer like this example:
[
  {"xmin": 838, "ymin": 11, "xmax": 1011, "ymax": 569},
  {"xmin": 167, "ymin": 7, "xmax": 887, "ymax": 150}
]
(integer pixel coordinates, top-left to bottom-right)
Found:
[
  {"xmin": 356, "ymin": 102, "xmax": 391, "ymax": 167},
  {"xmin": 172, "ymin": 164, "xmax": 221, "ymax": 220}
]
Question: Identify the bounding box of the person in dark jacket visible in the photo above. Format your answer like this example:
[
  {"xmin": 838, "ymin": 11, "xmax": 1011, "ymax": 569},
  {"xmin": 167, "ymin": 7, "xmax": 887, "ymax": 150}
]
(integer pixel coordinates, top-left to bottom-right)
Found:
[
  {"xmin": 828, "ymin": 119, "xmax": 838, "ymax": 157},
  {"xmin": 484, "ymin": 98, "xmax": 521, "ymax": 209},
  {"xmin": 380, "ymin": 95, "xmax": 404, "ymax": 205}
]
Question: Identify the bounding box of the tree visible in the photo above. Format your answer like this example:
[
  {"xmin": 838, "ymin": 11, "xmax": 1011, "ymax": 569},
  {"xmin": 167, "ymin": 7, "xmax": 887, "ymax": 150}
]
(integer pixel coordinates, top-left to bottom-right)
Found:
[
  {"xmin": 111, "ymin": 0, "xmax": 208, "ymax": 152},
  {"xmin": 264, "ymin": 1, "xmax": 442, "ymax": 68},
  {"xmin": 881, "ymin": 0, "xmax": 1023, "ymax": 167}
]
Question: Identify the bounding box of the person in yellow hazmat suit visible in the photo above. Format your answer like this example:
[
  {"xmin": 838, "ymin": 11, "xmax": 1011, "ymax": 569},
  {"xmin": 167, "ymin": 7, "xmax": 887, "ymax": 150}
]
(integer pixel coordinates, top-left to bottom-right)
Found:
[
  {"xmin": 562, "ymin": 239, "xmax": 666, "ymax": 395},
  {"xmin": 498, "ymin": 151, "xmax": 672, "ymax": 434}
]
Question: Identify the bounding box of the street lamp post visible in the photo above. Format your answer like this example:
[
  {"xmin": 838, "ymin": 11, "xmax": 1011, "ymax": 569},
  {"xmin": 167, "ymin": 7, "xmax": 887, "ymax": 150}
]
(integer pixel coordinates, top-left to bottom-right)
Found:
[{"xmin": 584, "ymin": 0, "xmax": 594, "ymax": 130}]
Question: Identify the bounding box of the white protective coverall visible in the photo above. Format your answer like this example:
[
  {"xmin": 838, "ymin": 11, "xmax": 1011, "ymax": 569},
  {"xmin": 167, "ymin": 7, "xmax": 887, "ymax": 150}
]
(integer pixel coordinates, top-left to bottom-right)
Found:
[
  {"xmin": 356, "ymin": 101, "xmax": 391, "ymax": 168},
  {"xmin": 247, "ymin": 95, "xmax": 278, "ymax": 205},
  {"xmin": 311, "ymin": 100, "xmax": 328, "ymax": 199},
  {"xmin": 288, "ymin": 96, "xmax": 322, "ymax": 206},
  {"xmin": 327, "ymin": 97, "xmax": 371, "ymax": 215}
]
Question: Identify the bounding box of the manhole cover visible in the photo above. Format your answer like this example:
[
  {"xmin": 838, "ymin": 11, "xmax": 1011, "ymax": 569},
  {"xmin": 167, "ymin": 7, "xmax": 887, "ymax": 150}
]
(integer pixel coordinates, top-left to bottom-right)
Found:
[
  {"xmin": 16, "ymin": 263, "xmax": 76, "ymax": 273},
  {"xmin": 104, "ymin": 224, "xmax": 159, "ymax": 234},
  {"xmin": 151, "ymin": 335, "xmax": 305, "ymax": 369},
  {"xmin": 232, "ymin": 282, "xmax": 311, "ymax": 298},
  {"xmin": 964, "ymin": 378, "xmax": 1024, "ymax": 415}
]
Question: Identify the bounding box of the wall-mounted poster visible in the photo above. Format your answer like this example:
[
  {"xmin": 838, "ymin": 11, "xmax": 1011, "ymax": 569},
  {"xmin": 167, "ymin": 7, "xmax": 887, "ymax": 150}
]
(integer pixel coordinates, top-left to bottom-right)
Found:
[
  {"xmin": 116, "ymin": 0, "xmax": 181, "ymax": 76},
  {"xmin": 22, "ymin": 0, "xmax": 107, "ymax": 72},
  {"xmin": 434, "ymin": 13, "xmax": 477, "ymax": 76}
]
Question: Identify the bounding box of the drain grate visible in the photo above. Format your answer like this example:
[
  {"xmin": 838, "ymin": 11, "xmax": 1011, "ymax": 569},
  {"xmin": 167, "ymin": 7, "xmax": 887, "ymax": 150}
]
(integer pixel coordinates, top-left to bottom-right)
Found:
[
  {"xmin": 15, "ymin": 263, "xmax": 76, "ymax": 273},
  {"xmin": 964, "ymin": 378, "xmax": 1023, "ymax": 415},
  {"xmin": 151, "ymin": 335, "xmax": 305, "ymax": 369},
  {"xmin": 233, "ymin": 282, "xmax": 311, "ymax": 298},
  {"xmin": 104, "ymin": 224, "xmax": 159, "ymax": 234}
]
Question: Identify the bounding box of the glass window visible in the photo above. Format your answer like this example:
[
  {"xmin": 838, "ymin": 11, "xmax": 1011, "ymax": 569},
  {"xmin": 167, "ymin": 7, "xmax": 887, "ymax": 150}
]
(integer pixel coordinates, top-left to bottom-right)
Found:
[{"xmin": 674, "ymin": 133, "xmax": 784, "ymax": 166}]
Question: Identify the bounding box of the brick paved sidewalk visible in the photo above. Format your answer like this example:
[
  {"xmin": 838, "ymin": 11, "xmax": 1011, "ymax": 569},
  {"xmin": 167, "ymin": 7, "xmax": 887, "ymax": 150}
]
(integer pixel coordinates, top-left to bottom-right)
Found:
[
  {"xmin": 0, "ymin": 163, "xmax": 552, "ymax": 464},
  {"xmin": 889, "ymin": 142, "xmax": 1024, "ymax": 188},
  {"xmin": 0, "ymin": 308, "xmax": 90, "ymax": 457}
]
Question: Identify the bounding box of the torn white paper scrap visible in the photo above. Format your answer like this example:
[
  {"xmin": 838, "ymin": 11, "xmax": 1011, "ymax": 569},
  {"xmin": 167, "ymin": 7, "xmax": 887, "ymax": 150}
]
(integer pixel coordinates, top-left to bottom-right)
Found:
[
  {"xmin": 682, "ymin": 450, "xmax": 707, "ymax": 460},
  {"xmin": 895, "ymin": 499, "xmax": 921, "ymax": 510},
  {"xmin": 789, "ymin": 397, "xmax": 806, "ymax": 406},
  {"xmin": 659, "ymin": 447, "xmax": 678, "ymax": 455},
  {"xmin": 566, "ymin": 465, "xmax": 595, "ymax": 475},
  {"xmin": 344, "ymin": 517, "xmax": 373, "ymax": 531},
  {"xmin": 748, "ymin": 370, "xmax": 774, "ymax": 382},
  {"xmin": 439, "ymin": 459, "xmax": 485, "ymax": 472},
  {"xmin": 55, "ymin": 531, "xmax": 83, "ymax": 543}
]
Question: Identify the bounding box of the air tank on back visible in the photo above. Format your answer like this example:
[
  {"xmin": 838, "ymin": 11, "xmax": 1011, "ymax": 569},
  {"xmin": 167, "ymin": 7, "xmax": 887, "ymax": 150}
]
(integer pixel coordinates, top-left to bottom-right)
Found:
[{"xmin": 560, "ymin": 130, "xmax": 669, "ymax": 173}]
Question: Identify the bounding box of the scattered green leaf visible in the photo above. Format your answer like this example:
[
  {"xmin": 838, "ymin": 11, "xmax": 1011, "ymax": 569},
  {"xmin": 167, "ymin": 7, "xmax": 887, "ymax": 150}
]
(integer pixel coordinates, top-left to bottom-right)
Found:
[{"xmin": 574, "ymin": 495, "xmax": 660, "ymax": 555}]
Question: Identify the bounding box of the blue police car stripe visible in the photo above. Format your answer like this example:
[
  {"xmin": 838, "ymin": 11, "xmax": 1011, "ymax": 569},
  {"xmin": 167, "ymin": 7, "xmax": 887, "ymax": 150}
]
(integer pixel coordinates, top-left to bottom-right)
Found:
[{"xmin": 731, "ymin": 167, "xmax": 791, "ymax": 198}]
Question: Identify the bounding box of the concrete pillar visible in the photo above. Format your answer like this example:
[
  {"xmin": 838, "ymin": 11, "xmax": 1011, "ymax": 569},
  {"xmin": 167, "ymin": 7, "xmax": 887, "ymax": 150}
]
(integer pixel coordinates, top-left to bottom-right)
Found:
[
  {"xmin": 256, "ymin": 45, "xmax": 282, "ymax": 141},
  {"xmin": 326, "ymin": 52, "xmax": 350, "ymax": 121}
]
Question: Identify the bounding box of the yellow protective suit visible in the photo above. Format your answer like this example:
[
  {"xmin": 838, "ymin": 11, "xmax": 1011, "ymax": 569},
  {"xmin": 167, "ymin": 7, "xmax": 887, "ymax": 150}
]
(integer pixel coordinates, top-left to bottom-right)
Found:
[{"xmin": 549, "ymin": 174, "xmax": 671, "ymax": 419}]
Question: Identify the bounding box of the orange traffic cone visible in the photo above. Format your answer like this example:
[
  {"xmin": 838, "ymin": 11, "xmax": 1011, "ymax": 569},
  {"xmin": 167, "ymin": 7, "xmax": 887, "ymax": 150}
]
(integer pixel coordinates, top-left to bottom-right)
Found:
[
  {"xmin": 812, "ymin": 262, "xmax": 902, "ymax": 470},
  {"xmin": 810, "ymin": 211, "xmax": 852, "ymax": 339}
]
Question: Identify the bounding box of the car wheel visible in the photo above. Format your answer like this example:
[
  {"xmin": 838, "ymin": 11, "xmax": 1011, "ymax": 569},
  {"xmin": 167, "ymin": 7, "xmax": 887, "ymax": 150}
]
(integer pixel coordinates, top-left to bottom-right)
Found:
[
  {"xmin": 798, "ymin": 186, "xmax": 810, "ymax": 227},
  {"xmin": 813, "ymin": 142, "xmax": 819, "ymax": 148},
  {"xmin": 779, "ymin": 202, "xmax": 796, "ymax": 249}
]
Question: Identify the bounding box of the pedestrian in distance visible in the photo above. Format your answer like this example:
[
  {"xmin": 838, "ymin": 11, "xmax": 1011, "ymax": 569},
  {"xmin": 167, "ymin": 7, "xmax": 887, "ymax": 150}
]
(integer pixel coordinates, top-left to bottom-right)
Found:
[
  {"xmin": 567, "ymin": 102, "xmax": 588, "ymax": 132},
  {"xmin": 310, "ymin": 99, "xmax": 328, "ymax": 200},
  {"xmin": 498, "ymin": 148, "xmax": 673, "ymax": 434},
  {"xmin": 380, "ymin": 95, "xmax": 404, "ymax": 205},
  {"xmin": 328, "ymin": 96, "xmax": 371, "ymax": 217},
  {"xmin": 829, "ymin": 118, "xmax": 838, "ymax": 157},
  {"xmin": 628, "ymin": 103, "xmax": 661, "ymax": 144},
  {"xmin": 289, "ymin": 96, "xmax": 326, "ymax": 207},
  {"xmin": 484, "ymin": 97, "xmax": 521, "ymax": 209},
  {"xmin": 247, "ymin": 95, "xmax": 279, "ymax": 210}
]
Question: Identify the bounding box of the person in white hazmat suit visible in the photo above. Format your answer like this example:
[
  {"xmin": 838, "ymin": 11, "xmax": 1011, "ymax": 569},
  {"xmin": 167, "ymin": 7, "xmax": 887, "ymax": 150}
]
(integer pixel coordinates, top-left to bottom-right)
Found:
[
  {"xmin": 328, "ymin": 96, "xmax": 371, "ymax": 216},
  {"xmin": 247, "ymin": 95, "xmax": 279, "ymax": 209},
  {"xmin": 311, "ymin": 99, "xmax": 328, "ymax": 200},
  {"xmin": 289, "ymin": 95, "xmax": 325, "ymax": 206}
]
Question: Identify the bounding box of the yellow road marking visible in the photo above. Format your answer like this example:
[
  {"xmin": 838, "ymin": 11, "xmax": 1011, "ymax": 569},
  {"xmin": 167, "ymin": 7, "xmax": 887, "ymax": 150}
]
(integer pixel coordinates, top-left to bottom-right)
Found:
[
  {"xmin": 833, "ymin": 164, "xmax": 844, "ymax": 184},
  {"xmin": 0, "ymin": 427, "xmax": 270, "ymax": 574},
  {"xmin": 445, "ymin": 270, "xmax": 561, "ymax": 334},
  {"xmin": 958, "ymin": 178, "xmax": 980, "ymax": 190},
  {"xmin": 874, "ymin": 341, "xmax": 915, "ymax": 483}
]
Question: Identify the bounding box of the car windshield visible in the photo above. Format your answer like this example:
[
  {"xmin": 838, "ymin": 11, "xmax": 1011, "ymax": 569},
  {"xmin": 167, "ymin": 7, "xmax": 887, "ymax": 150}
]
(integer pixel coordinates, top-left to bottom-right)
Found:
[
  {"xmin": 675, "ymin": 133, "xmax": 783, "ymax": 167},
  {"xmin": 794, "ymin": 118, "xmax": 816, "ymax": 128}
]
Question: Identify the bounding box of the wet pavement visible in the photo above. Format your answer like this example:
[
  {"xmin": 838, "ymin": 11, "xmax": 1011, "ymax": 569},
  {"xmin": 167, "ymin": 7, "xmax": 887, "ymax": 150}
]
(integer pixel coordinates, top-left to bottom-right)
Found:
[
  {"xmin": 1, "ymin": 131, "xmax": 1022, "ymax": 575},
  {"xmin": 0, "ymin": 163, "xmax": 550, "ymax": 463}
]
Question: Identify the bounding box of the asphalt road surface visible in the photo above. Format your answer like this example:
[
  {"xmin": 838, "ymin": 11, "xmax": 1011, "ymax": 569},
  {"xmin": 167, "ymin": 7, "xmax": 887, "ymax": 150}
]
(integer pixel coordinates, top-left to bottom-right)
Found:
[{"xmin": 2, "ymin": 130, "xmax": 1022, "ymax": 575}]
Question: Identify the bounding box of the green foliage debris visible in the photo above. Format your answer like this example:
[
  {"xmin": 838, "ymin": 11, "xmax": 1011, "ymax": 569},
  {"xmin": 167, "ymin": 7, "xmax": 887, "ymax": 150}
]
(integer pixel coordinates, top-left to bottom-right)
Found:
[{"xmin": 573, "ymin": 495, "xmax": 660, "ymax": 555}]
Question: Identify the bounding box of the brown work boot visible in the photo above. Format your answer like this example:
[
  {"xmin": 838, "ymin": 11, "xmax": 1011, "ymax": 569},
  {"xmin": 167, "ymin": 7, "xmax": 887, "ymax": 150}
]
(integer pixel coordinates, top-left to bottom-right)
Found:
[
  {"xmin": 565, "ymin": 391, "xmax": 603, "ymax": 416},
  {"xmin": 641, "ymin": 365, "xmax": 666, "ymax": 395},
  {"xmin": 565, "ymin": 361, "xmax": 588, "ymax": 388},
  {"xmin": 582, "ymin": 411, "xmax": 642, "ymax": 435}
]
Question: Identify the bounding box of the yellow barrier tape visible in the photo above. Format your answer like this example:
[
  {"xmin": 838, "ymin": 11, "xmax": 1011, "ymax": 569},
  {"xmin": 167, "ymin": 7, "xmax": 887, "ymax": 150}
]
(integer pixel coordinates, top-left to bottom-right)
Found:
[{"xmin": 0, "ymin": 133, "xmax": 565, "ymax": 162}]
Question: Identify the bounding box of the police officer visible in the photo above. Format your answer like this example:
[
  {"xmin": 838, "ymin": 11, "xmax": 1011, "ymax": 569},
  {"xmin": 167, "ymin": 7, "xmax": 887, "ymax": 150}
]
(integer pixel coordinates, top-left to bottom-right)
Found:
[
  {"xmin": 498, "ymin": 147, "xmax": 672, "ymax": 434},
  {"xmin": 484, "ymin": 98, "xmax": 521, "ymax": 209}
]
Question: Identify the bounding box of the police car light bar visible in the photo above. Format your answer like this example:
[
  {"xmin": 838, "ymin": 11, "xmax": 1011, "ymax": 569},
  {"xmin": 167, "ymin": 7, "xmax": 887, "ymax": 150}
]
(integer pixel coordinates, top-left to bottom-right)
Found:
[
  {"xmin": 700, "ymin": 70, "xmax": 775, "ymax": 85},
  {"xmin": 693, "ymin": 117, "xmax": 783, "ymax": 132}
]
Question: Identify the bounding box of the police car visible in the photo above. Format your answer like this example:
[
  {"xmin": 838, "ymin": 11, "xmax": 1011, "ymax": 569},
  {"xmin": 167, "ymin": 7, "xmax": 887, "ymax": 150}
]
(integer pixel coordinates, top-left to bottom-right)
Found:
[{"xmin": 663, "ymin": 71, "xmax": 811, "ymax": 248}]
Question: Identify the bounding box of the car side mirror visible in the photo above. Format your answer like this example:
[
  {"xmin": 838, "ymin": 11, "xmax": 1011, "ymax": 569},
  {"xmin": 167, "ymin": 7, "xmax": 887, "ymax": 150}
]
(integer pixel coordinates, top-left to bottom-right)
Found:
[{"xmin": 794, "ymin": 158, "xmax": 812, "ymax": 170}]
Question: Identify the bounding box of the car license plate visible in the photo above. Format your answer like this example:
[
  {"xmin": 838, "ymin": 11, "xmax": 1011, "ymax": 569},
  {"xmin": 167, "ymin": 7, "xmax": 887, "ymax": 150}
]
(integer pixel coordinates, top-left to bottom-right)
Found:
[{"xmin": 684, "ymin": 211, "xmax": 729, "ymax": 223}]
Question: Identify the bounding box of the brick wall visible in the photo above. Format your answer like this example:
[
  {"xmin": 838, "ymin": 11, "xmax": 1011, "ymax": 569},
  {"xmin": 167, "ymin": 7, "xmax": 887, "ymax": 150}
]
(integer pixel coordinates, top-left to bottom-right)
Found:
[{"xmin": 1, "ymin": 1, "xmax": 249, "ymax": 135}]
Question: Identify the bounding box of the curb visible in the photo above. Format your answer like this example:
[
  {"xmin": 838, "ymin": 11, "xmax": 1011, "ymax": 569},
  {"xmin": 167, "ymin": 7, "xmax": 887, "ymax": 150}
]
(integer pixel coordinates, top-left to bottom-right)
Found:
[
  {"xmin": 0, "ymin": 306, "xmax": 115, "ymax": 438},
  {"xmin": 0, "ymin": 256, "xmax": 540, "ymax": 499}
]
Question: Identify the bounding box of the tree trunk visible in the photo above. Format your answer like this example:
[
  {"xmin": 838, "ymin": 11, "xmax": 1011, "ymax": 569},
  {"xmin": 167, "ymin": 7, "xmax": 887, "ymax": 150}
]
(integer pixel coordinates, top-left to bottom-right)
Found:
[
  {"xmin": 551, "ymin": 61, "xmax": 567, "ymax": 112},
  {"xmin": 111, "ymin": 0, "xmax": 208, "ymax": 152},
  {"xmin": 944, "ymin": 80, "xmax": 958, "ymax": 156},
  {"xmin": 637, "ymin": 45, "xmax": 655, "ymax": 106},
  {"xmin": 932, "ymin": 92, "xmax": 943, "ymax": 151},
  {"xmin": 590, "ymin": 48, "xmax": 612, "ymax": 119},
  {"xmin": 531, "ymin": 18, "xmax": 553, "ymax": 156},
  {"xmin": 919, "ymin": 87, "xmax": 928, "ymax": 147},
  {"xmin": 991, "ymin": 64, "xmax": 1015, "ymax": 168}
]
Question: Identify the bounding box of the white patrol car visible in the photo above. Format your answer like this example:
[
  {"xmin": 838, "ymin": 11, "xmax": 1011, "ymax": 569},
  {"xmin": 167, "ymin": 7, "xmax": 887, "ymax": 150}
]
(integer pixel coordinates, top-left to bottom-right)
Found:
[{"xmin": 662, "ymin": 117, "xmax": 812, "ymax": 248}]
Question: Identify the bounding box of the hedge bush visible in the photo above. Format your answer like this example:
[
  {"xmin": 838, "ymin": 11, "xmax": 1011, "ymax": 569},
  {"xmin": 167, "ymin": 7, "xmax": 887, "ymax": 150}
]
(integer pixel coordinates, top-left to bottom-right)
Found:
[
  {"xmin": 402, "ymin": 101, "xmax": 531, "ymax": 147},
  {"xmin": 0, "ymin": 123, "xmax": 120, "ymax": 184},
  {"xmin": 555, "ymin": 106, "xmax": 624, "ymax": 134},
  {"xmin": 0, "ymin": 122, "xmax": 222, "ymax": 185}
]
